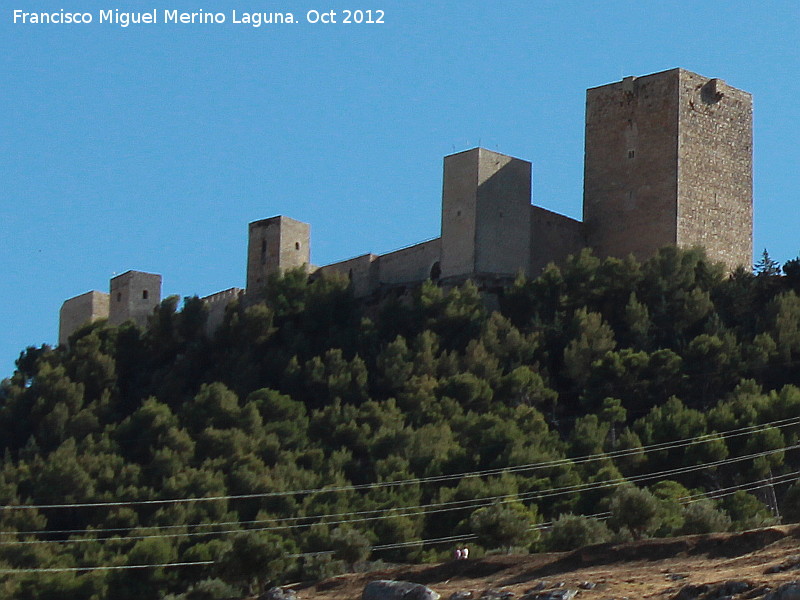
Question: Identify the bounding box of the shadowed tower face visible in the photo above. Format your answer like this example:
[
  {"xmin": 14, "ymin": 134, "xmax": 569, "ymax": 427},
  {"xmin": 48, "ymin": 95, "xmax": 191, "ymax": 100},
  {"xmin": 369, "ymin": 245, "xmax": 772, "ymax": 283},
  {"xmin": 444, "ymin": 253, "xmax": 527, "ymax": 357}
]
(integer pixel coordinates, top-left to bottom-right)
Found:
[
  {"xmin": 246, "ymin": 216, "xmax": 310, "ymax": 294},
  {"xmin": 440, "ymin": 148, "xmax": 532, "ymax": 280},
  {"xmin": 583, "ymin": 68, "xmax": 752, "ymax": 271}
]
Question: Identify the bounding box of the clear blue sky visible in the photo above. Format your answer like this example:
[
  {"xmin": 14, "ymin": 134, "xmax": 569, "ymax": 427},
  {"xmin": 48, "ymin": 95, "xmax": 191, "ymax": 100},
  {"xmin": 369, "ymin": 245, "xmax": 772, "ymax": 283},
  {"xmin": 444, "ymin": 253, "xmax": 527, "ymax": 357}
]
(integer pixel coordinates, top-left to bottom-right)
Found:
[{"xmin": 2, "ymin": 1, "xmax": 799, "ymax": 375}]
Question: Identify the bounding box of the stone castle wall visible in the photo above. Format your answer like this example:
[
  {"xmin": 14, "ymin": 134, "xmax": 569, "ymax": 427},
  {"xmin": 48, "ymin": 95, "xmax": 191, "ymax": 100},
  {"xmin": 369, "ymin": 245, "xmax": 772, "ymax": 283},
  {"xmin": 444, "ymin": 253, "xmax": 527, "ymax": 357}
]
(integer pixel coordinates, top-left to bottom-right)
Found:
[
  {"xmin": 314, "ymin": 253, "xmax": 379, "ymax": 298},
  {"xmin": 246, "ymin": 216, "xmax": 310, "ymax": 293},
  {"xmin": 312, "ymin": 238, "xmax": 443, "ymax": 298},
  {"xmin": 285, "ymin": 69, "xmax": 751, "ymax": 294},
  {"xmin": 109, "ymin": 271, "xmax": 162, "ymax": 328},
  {"xmin": 59, "ymin": 291, "xmax": 110, "ymax": 346},
  {"xmin": 583, "ymin": 68, "xmax": 753, "ymax": 272},
  {"xmin": 584, "ymin": 70, "xmax": 681, "ymax": 260},
  {"xmin": 529, "ymin": 206, "xmax": 586, "ymax": 276},
  {"xmin": 676, "ymin": 71, "xmax": 753, "ymax": 271},
  {"xmin": 440, "ymin": 149, "xmax": 532, "ymax": 280},
  {"xmin": 60, "ymin": 270, "xmax": 161, "ymax": 345},
  {"xmin": 59, "ymin": 68, "xmax": 755, "ymax": 344},
  {"xmin": 377, "ymin": 238, "xmax": 442, "ymax": 287},
  {"xmin": 473, "ymin": 151, "xmax": 532, "ymax": 278},
  {"xmin": 202, "ymin": 287, "xmax": 243, "ymax": 335}
]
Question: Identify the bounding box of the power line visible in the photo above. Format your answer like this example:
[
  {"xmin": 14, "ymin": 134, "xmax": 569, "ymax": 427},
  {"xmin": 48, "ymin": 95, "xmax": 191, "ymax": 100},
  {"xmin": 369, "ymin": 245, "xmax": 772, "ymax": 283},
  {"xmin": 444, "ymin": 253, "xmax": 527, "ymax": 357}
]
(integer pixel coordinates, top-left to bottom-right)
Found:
[
  {"xmin": 0, "ymin": 470, "xmax": 794, "ymax": 574},
  {"xmin": 0, "ymin": 560, "xmax": 213, "ymax": 575},
  {"xmin": 681, "ymin": 469, "xmax": 800, "ymax": 502},
  {"xmin": 2, "ymin": 416, "xmax": 796, "ymax": 512},
  {"xmin": 0, "ymin": 445, "xmax": 794, "ymax": 547}
]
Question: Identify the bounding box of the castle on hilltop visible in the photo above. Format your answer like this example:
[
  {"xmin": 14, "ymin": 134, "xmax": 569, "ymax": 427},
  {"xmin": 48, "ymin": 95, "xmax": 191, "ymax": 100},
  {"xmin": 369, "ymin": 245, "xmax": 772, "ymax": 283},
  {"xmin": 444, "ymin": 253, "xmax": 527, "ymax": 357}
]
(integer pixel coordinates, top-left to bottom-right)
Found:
[{"xmin": 59, "ymin": 68, "xmax": 753, "ymax": 345}]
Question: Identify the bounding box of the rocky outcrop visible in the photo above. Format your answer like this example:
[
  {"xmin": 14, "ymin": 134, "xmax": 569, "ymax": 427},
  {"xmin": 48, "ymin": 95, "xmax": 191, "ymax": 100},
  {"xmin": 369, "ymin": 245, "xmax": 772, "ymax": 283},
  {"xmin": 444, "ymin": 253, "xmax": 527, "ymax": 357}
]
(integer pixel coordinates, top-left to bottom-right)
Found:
[
  {"xmin": 672, "ymin": 580, "xmax": 754, "ymax": 599},
  {"xmin": 260, "ymin": 587, "xmax": 297, "ymax": 600},
  {"xmin": 765, "ymin": 582, "xmax": 800, "ymax": 600},
  {"xmin": 363, "ymin": 580, "xmax": 440, "ymax": 600},
  {"xmin": 521, "ymin": 590, "xmax": 577, "ymax": 600},
  {"xmin": 767, "ymin": 557, "xmax": 800, "ymax": 574}
]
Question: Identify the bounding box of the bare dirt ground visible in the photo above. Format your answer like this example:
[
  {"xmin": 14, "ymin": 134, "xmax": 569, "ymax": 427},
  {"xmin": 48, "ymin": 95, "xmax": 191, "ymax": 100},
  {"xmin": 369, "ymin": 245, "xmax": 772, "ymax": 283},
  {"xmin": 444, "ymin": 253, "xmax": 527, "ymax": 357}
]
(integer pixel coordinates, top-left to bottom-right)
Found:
[{"xmin": 292, "ymin": 525, "xmax": 800, "ymax": 599}]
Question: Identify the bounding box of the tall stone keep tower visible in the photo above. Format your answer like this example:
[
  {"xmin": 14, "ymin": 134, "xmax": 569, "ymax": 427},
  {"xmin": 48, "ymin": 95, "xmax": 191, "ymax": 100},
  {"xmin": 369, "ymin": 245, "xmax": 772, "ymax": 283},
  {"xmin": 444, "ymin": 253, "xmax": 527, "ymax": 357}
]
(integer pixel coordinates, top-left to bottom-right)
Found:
[
  {"xmin": 440, "ymin": 148, "xmax": 532, "ymax": 280},
  {"xmin": 583, "ymin": 68, "xmax": 752, "ymax": 271},
  {"xmin": 246, "ymin": 216, "xmax": 310, "ymax": 294},
  {"xmin": 109, "ymin": 271, "xmax": 162, "ymax": 328}
]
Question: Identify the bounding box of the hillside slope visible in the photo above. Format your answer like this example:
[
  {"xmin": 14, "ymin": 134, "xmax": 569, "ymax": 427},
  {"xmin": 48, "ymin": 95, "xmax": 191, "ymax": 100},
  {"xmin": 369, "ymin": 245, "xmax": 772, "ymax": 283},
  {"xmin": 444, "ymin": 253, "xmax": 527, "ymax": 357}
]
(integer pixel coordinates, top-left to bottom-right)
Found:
[{"xmin": 298, "ymin": 526, "xmax": 800, "ymax": 600}]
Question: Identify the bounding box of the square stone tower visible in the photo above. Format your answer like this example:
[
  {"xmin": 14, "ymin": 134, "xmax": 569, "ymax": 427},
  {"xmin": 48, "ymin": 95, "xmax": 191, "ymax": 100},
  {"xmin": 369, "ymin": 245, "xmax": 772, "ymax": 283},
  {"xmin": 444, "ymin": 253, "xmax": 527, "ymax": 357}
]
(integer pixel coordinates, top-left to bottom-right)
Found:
[
  {"xmin": 59, "ymin": 290, "xmax": 110, "ymax": 346},
  {"xmin": 109, "ymin": 270, "xmax": 162, "ymax": 328},
  {"xmin": 583, "ymin": 68, "xmax": 752, "ymax": 271},
  {"xmin": 246, "ymin": 216, "xmax": 310, "ymax": 294},
  {"xmin": 440, "ymin": 148, "xmax": 532, "ymax": 280}
]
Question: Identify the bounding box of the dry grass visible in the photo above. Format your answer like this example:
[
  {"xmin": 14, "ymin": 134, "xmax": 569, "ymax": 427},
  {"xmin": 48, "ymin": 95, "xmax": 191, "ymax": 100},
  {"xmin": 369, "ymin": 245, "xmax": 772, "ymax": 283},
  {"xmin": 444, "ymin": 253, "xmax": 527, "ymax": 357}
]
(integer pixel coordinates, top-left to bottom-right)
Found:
[{"xmin": 287, "ymin": 525, "xmax": 800, "ymax": 600}]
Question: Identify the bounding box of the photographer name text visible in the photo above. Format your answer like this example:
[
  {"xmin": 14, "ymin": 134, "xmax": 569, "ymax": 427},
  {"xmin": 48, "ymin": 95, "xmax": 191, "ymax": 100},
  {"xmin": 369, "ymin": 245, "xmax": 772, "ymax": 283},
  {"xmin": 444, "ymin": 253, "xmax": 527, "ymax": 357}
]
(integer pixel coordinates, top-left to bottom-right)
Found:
[{"xmin": 12, "ymin": 8, "xmax": 385, "ymax": 27}]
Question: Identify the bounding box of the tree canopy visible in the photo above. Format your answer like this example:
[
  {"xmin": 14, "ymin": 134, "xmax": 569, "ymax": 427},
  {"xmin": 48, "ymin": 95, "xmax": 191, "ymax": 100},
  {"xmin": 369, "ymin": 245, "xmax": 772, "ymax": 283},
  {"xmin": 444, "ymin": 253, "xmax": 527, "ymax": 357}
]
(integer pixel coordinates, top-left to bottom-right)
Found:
[{"xmin": 0, "ymin": 247, "xmax": 798, "ymax": 599}]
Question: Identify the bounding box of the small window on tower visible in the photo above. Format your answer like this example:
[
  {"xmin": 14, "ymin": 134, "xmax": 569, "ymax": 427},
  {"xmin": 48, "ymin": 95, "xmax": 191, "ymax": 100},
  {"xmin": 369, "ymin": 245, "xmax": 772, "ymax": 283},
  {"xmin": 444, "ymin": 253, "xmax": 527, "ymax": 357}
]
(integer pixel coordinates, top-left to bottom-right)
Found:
[
  {"xmin": 142, "ymin": 290, "xmax": 149, "ymax": 300},
  {"xmin": 116, "ymin": 292, "xmax": 121, "ymax": 302},
  {"xmin": 295, "ymin": 242, "xmax": 301, "ymax": 250},
  {"xmin": 628, "ymin": 150, "xmax": 635, "ymax": 159}
]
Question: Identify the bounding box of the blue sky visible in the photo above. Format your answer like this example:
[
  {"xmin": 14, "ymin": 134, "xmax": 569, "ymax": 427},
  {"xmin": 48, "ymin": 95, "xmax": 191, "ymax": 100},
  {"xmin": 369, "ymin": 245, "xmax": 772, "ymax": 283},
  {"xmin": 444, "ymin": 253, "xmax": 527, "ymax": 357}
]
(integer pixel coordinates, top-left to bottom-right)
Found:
[{"xmin": 1, "ymin": 1, "xmax": 799, "ymax": 375}]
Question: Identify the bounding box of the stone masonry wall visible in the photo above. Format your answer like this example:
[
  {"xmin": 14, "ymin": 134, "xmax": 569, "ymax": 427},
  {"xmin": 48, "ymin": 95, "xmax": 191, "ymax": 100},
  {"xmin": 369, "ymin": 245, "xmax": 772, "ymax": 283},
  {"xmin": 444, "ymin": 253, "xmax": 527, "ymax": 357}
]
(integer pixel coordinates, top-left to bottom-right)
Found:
[
  {"xmin": 474, "ymin": 150, "xmax": 532, "ymax": 277},
  {"xmin": 314, "ymin": 253, "xmax": 379, "ymax": 298},
  {"xmin": 440, "ymin": 149, "xmax": 479, "ymax": 279},
  {"xmin": 109, "ymin": 271, "xmax": 162, "ymax": 328},
  {"xmin": 677, "ymin": 70, "xmax": 753, "ymax": 271},
  {"xmin": 246, "ymin": 216, "xmax": 310, "ymax": 294},
  {"xmin": 59, "ymin": 290, "xmax": 110, "ymax": 346},
  {"xmin": 441, "ymin": 148, "xmax": 532, "ymax": 280},
  {"xmin": 378, "ymin": 238, "xmax": 442, "ymax": 287},
  {"xmin": 59, "ymin": 69, "xmax": 756, "ymax": 344},
  {"xmin": 529, "ymin": 206, "xmax": 586, "ymax": 275},
  {"xmin": 584, "ymin": 69, "xmax": 681, "ymax": 261},
  {"xmin": 202, "ymin": 287, "xmax": 243, "ymax": 335},
  {"xmin": 315, "ymin": 238, "xmax": 442, "ymax": 298}
]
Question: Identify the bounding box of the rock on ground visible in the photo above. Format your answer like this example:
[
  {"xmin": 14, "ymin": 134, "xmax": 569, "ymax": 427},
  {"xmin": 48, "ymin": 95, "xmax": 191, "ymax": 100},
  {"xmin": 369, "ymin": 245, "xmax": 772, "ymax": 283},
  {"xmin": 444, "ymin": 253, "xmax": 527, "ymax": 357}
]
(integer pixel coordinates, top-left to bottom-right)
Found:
[
  {"xmin": 765, "ymin": 582, "xmax": 800, "ymax": 600},
  {"xmin": 260, "ymin": 587, "xmax": 297, "ymax": 600},
  {"xmin": 363, "ymin": 580, "xmax": 441, "ymax": 600}
]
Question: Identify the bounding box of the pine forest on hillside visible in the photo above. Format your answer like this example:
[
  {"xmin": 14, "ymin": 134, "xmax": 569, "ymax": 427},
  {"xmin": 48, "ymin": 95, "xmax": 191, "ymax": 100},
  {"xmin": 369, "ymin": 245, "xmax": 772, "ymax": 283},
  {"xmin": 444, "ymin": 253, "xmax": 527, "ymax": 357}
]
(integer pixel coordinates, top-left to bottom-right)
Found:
[{"xmin": 2, "ymin": 247, "xmax": 800, "ymax": 599}]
